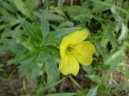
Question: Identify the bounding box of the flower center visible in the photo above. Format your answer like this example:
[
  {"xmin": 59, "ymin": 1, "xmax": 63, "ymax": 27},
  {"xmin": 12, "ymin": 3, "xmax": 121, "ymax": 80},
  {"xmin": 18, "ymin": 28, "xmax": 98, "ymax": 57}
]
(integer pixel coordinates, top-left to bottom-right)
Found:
[
  {"xmin": 67, "ymin": 46, "xmax": 73, "ymax": 52},
  {"xmin": 66, "ymin": 46, "xmax": 74, "ymax": 54}
]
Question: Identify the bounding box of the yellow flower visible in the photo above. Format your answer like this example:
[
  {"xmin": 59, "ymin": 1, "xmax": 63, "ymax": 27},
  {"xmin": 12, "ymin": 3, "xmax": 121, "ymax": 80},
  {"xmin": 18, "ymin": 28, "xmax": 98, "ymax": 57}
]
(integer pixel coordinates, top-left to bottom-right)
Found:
[{"xmin": 59, "ymin": 29, "xmax": 96, "ymax": 76}]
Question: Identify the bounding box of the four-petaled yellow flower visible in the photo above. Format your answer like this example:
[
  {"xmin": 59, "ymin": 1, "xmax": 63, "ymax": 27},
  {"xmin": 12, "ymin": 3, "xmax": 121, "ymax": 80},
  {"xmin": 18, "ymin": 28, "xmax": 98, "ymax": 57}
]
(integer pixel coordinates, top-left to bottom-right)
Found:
[{"xmin": 59, "ymin": 29, "xmax": 95, "ymax": 76}]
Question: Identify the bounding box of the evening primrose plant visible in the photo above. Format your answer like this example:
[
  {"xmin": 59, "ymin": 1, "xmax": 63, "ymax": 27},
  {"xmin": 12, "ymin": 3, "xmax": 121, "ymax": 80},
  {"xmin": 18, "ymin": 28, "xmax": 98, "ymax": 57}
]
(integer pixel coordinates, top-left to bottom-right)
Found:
[
  {"xmin": 1, "ymin": 14, "xmax": 93, "ymax": 81},
  {"xmin": 19, "ymin": 18, "xmax": 96, "ymax": 79},
  {"xmin": 1, "ymin": 16, "xmax": 96, "ymax": 83}
]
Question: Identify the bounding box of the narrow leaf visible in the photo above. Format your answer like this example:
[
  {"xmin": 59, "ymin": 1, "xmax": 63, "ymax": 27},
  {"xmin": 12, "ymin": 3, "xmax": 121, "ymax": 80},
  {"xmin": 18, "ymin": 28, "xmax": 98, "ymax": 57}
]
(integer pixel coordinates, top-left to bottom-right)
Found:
[
  {"xmin": 13, "ymin": 0, "xmax": 31, "ymax": 18},
  {"xmin": 41, "ymin": 10, "xmax": 50, "ymax": 42},
  {"xmin": 47, "ymin": 93, "xmax": 76, "ymax": 96}
]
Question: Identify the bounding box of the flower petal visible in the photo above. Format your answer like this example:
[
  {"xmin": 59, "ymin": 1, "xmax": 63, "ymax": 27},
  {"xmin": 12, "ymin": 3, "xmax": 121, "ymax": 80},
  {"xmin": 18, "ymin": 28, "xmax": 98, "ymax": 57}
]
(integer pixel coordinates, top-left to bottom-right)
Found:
[
  {"xmin": 60, "ymin": 36, "xmax": 69, "ymax": 59},
  {"xmin": 67, "ymin": 29, "xmax": 89, "ymax": 45},
  {"xmin": 60, "ymin": 29, "xmax": 89, "ymax": 59},
  {"xmin": 73, "ymin": 41, "xmax": 95, "ymax": 65},
  {"xmin": 59, "ymin": 54, "xmax": 79, "ymax": 76}
]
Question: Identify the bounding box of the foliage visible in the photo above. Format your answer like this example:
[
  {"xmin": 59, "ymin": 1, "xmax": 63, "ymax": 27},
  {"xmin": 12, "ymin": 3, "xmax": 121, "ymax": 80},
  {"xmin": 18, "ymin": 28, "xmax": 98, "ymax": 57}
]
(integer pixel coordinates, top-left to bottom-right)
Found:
[{"xmin": 0, "ymin": 0, "xmax": 129, "ymax": 96}]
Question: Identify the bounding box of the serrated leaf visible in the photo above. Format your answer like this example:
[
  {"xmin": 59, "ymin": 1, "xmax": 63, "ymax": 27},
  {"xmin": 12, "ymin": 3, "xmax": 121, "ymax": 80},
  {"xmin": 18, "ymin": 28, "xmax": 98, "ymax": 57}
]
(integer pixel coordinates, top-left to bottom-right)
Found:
[
  {"xmin": 43, "ymin": 52, "xmax": 59, "ymax": 84},
  {"xmin": 1, "ymin": 39, "xmax": 25, "ymax": 53},
  {"xmin": 104, "ymin": 45, "xmax": 125, "ymax": 71},
  {"xmin": 19, "ymin": 56, "xmax": 36, "ymax": 78},
  {"xmin": 108, "ymin": 31, "xmax": 117, "ymax": 48},
  {"xmin": 19, "ymin": 55, "xmax": 43, "ymax": 80},
  {"xmin": 20, "ymin": 18, "xmax": 34, "ymax": 37},
  {"xmin": 94, "ymin": 41, "xmax": 104, "ymax": 57},
  {"xmin": 20, "ymin": 18, "xmax": 41, "ymax": 42},
  {"xmin": 101, "ymin": 24, "xmax": 117, "ymax": 49}
]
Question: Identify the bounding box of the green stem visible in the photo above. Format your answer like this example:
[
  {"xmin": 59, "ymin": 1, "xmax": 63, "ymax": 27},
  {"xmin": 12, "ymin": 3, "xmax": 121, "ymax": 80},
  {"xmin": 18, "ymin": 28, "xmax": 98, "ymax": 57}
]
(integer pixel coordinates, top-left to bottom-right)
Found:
[{"xmin": 69, "ymin": 75, "xmax": 82, "ymax": 89}]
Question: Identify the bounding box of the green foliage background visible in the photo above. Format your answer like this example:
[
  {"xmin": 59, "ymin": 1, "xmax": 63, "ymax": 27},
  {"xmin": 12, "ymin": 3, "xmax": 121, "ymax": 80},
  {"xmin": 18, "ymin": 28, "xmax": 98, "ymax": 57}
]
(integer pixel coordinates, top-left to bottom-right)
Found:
[{"xmin": 0, "ymin": 0, "xmax": 129, "ymax": 96}]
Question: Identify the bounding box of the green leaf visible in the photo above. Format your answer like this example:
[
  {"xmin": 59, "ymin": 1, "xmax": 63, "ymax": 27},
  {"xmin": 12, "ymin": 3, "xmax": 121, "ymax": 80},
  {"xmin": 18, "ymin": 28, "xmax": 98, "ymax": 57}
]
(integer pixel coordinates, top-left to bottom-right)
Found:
[
  {"xmin": 0, "ymin": 24, "xmax": 8, "ymax": 31},
  {"xmin": 49, "ymin": 6, "xmax": 66, "ymax": 17},
  {"xmin": 0, "ymin": 0, "xmax": 16, "ymax": 13},
  {"xmin": 41, "ymin": 10, "xmax": 50, "ymax": 42},
  {"xmin": 65, "ymin": 6, "xmax": 93, "ymax": 22},
  {"xmin": 46, "ymin": 45, "xmax": 59, "ymax": 58},
  {"xmin": 19, "ymin": 55, "xmax": 43, "ymax": 79},
  {"xmin": 25, "ymin": 0, "xmax": 39, "ymax": 12},
  {"xmin": 65, "ymin": 6, "xmax": 88, "ymax": 15},
  {"xmin": 1, "ymin": 39, "xmax": 25, "ymax": 53},
  {"xmin": 94, "ymin": 41, "xmax": 104, "ymax": 57},
  {"xmin": 45, "ymin": 27, "xmax": 80, "ymax": 46},
  {"xmin": 43, "ymin": 52, "xmax": 59, "ymax": 84},
  {"xmin": 87, "ymin": 87, "xmax": 98, "ymax": 96},
  {"xmin": 20, "ymin": 18, "xmax": 34, "ymax": 37},
  {"xmin": 0, "ymin": 7, "xmax": 10, "ymax": 16},
  {"xmin": 69, "ymin": 76, "xmax": 82, "ymax": 89},
  {"xmin": 58, "ymin": 21, "xmax": 74, "ymax": 28},
  {"xmin": 13, "ymin": 0, "xmax": 32, "ymax": 18},
  {"xmin": 47, "ymin": 12, "xmax": 65, "ymax": 21},
  {"xmin": 55, "ymin": 27, "xmax": 81, "ymax": 39},
  {"xmin": 91, "ymin": 0, "xmax": 111, "ymax": 13},
  {"xmin": 118, "ymin": 23, "xmax": 128, "ymax": 42},
  {"xmin": 90, "ymin": 0, "xmax": 128, "ymax": 15},
  {"xmin": 19, "ymin": 56, "xmax": 35, "ymax": 78},
  {"xmin": 104, "ymin": 45, "xmax": 125, "ymax": 71},
  {"xmin": 88, "ymin": 75, "xmax": 102, "ymax": 84},
  {"xmin": 1, "ymin": 15, "xmax": 19, "ymax": 26},
  {"xmin": 73, "ymin": 13, "xmax": 94, "ymax": 22},
  {"xmin": 82, "ymin": 65, "xmax": 93, "ymax": 74},
  {"xmin": 44, "ymin": 77, "xmax": 66, "ymax": 90},
  {"xmin": 35, "ymin": 11, "xmax": 65, "ymax": 21},
  {"xmin": 47, "ymin": 93, "xmax": 76, "ymax": 96},
  {"xmin": 108, "ymin": 31, "xmax": 117, "ymax": 48}
]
